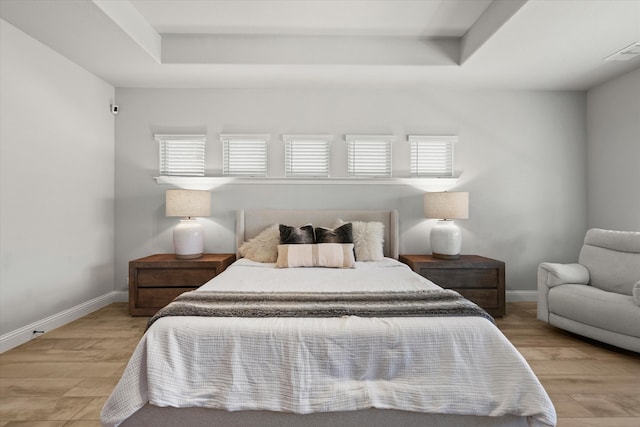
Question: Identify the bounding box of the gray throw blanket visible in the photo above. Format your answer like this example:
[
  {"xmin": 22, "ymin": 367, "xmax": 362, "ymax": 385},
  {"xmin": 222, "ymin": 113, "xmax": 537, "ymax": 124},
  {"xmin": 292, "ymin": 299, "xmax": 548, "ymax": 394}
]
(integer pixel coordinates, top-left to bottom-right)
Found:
[{"xmin": 147, "ymin": 289, "xmax": 495, "ymax": 330}]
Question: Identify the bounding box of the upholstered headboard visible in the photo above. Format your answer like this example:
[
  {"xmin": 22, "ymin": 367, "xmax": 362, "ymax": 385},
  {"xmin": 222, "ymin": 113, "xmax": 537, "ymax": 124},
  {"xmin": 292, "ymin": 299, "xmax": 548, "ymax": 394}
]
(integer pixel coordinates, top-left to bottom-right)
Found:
[{"xmin": 236, "ymin": 209, "xmax": 399, "ymax": 259}]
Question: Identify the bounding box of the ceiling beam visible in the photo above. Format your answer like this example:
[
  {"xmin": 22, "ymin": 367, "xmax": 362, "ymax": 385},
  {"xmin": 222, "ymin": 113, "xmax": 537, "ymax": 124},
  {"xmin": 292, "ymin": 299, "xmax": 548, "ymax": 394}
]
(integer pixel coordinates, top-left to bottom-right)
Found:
[
  {"xmin": 162, "ymin": 34, "xmax": 459, "ymax": 66},
  {"xmin": 91, "ymin": 0, "xmax": 161, "ymax": 63},
  {"xmin": 460, "ymin": 0, "xmax": 528, "ymax": 64}
]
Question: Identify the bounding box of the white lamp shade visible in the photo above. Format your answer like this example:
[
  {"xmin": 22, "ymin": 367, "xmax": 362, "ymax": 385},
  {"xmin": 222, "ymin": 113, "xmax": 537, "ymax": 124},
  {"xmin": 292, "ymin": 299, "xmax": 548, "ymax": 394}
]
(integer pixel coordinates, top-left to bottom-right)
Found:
[
  {"xmin": 424, "ymin": 192, "xmax": 469, "ymax": 220},
  {"xmin": 166, "ymin": 189, "xmax": 211, "ymax": 218}
]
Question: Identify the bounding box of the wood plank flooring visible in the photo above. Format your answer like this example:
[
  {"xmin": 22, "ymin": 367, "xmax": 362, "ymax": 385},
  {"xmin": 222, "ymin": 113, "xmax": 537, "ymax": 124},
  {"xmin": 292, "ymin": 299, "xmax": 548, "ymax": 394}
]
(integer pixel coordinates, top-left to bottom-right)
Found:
[
  {"xmin": 496, "ymin": 303, "xmax": 640, "ymax": 427},
  {"xmin": 1, "ymin": 302, "xmax": 638, "ymax": 426}
]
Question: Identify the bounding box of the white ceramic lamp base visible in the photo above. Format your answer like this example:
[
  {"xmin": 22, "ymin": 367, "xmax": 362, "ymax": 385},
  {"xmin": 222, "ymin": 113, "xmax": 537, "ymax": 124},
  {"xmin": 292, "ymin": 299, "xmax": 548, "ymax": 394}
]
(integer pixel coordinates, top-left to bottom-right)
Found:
[
  {"xmin": 430, "ymin": 220, "xmax": 462, "ymax": 260},
  {"xmin": 173, "ymin": 218, "xmax": 204, "ymax": 259}
]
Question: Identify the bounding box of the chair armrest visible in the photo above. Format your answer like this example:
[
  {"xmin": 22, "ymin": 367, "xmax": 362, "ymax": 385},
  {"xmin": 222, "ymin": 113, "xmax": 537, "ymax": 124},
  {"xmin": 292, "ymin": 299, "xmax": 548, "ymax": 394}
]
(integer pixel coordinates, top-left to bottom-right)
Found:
[
  {"xmin": 537, "ymin": 262, "xmax": 589, "ymax": 323},
  {"xmin": 538, "ymin": 262, "xmax": 590, "ymax": 288}
]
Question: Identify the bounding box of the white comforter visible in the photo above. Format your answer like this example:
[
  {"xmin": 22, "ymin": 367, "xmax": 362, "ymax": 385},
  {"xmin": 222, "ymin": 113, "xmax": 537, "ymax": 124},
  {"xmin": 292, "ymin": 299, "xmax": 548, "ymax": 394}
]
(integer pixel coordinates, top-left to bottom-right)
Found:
[{"xmin": 101, "ymin": 259, "xmax": 556, "ymax": 427}]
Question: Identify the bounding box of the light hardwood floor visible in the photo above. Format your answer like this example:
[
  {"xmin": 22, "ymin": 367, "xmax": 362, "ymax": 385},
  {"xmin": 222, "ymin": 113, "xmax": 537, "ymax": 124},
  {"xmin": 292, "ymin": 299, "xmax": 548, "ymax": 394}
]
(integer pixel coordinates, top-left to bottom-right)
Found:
[{"xmin": 1, "ymin": 302, "xmax": 638, "ymax": 426}]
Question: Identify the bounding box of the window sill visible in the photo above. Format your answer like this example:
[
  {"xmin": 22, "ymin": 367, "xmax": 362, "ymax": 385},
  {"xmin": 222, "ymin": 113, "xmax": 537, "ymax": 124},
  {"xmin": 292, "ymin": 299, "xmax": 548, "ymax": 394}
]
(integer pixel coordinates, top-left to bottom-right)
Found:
[{"xmin": 154, "ymin": 176, "xmax": 459, "ymax": 190}]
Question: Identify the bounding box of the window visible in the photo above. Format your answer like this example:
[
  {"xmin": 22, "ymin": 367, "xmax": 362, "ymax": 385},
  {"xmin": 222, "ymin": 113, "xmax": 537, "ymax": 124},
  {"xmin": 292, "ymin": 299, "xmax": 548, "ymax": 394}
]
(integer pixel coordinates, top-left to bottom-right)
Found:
[
  {"xmin": 283, "ymin": 135, "xmax": 332, "ymax": 177},
  {"xmin": 346, "ymin": 135, "xmax": 393, "ymax": 177},
  {"xmin": 155, "ymin": 134, "xmax": 206, "ymax": 176},
  {"xmin": 408, "ymin": 135, "xmax": 456, "ymax": 177},
  {"xmin": 220, "ymin": 134, "xmax": 269, "ymax": 177}
]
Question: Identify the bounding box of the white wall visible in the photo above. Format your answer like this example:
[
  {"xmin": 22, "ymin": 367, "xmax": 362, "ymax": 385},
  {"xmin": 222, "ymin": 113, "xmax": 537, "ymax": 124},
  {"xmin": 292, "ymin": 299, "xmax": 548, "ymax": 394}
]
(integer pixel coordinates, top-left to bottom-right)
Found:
[
  {"xmin": 1, "ymin": 13, "xmax": 634, "ymax": 351},
  {"xmin": 0, "ymin": 20, "xmax": 115, "ymax": 338},
  {"xmin": 114, "ymin": 88, "xmax": 587, "ymax": 295},
  {"xmin": 586, "ymin": 68, "xmax": 640, "ymax": 231}
]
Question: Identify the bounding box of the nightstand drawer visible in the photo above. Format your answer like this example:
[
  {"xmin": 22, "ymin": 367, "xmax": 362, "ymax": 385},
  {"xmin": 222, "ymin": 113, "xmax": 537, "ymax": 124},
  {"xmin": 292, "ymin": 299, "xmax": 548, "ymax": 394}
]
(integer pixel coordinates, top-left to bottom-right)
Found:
[
  {"xmin": 129, "ymin": 253, "xmax": 236, "ymax": 316},
  {"xmin": 137, "ymin": 268, "xmax": 217, "ymax": 287},
  {"xmin": 399, "ymin": 254, "xmax": 505, "ymax": 317},
  {"xmin": 136, "ymin": 287, "xmax": 198, "ymax": 308},
  {"xmin": 454, "ymin": 289, "xmax": 499, "ymax": 309},
  {"xmin": 418, "ymin": 268, "xmax": 499, "ymax": 288}
]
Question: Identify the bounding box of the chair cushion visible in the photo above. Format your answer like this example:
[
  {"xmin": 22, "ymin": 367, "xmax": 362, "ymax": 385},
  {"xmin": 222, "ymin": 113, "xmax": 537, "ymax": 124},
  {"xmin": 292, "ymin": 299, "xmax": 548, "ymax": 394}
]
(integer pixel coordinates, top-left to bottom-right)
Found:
[
  {"xmin": 579, "ymin": 229, "xmax": 640, "ymax": 295},
  {"xmin": 549, "ymin": 284, "xmax": 640, "ymax": 338}
]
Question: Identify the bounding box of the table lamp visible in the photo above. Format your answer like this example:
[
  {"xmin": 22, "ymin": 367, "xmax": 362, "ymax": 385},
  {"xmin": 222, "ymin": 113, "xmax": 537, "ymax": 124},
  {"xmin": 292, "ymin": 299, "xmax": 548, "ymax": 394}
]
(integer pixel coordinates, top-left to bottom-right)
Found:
[
  {"xmin": 165, "ymin": 189, "xmax": 211, "ymax": 259},
  {"xmin": 424, "ymin": 191, "xmax": 469, "ymax": 260}
]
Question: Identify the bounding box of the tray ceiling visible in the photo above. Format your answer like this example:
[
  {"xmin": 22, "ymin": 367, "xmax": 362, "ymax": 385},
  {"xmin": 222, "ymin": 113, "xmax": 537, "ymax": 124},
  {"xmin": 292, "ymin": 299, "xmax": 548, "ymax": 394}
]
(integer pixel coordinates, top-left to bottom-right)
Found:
[{"xmin": 1, "ymin": 0, "xmax": 638, "ymax": 90}]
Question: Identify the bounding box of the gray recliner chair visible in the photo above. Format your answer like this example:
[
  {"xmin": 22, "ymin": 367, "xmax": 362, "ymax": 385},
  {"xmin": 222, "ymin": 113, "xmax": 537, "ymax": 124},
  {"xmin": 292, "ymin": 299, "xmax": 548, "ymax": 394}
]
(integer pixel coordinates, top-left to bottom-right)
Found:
[{"xmin": 537, "ymin": 228, "xmax": 640, "ymax": 353}]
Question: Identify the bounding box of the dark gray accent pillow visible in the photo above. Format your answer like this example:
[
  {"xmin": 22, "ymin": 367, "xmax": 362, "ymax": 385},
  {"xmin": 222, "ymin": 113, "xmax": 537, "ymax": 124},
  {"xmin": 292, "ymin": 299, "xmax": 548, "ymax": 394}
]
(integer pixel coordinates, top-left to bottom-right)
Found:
[
  {"xmin": 279, "ymin": 224, "xmax": 315, "ymax": 244},
  {"xmin": 315, "ymin": 223, "xmax": 353, "ymax": 244}
]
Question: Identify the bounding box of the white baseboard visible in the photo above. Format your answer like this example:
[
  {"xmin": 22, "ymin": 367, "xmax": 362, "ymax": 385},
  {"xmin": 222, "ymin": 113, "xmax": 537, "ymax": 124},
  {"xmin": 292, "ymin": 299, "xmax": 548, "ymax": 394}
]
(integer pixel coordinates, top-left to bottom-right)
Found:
[
  {"xmin": 0, "ymin": 290, "xmax": 128, "ymax": 354},
  {"xmin": 506, "ymin": 290, "xmax": 537, "ymax": 302}
]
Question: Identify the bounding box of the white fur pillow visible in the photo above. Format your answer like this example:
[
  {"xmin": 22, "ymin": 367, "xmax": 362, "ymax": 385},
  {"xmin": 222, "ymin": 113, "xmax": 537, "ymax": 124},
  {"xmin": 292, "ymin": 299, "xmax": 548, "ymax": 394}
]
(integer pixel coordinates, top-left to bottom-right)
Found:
[
  {"xmin": 238, "ymin": 224, "xmax": 279, "ymax": 263},
  {"xmin": 633, "ymin": 281, "xmax": 640, "ymax": 307},
  {"xmin": 336, "ymin": 219, "xmax": 384, "ymax": 261}
]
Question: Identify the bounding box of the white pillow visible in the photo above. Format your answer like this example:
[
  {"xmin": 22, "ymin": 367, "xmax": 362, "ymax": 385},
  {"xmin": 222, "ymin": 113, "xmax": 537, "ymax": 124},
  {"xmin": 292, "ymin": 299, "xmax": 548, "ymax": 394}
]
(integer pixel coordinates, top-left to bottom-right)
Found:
[
  {"xmin": 633, "ymin": 281, "xmax": 640, "ymax": 307},
  {"xmin": 336, "ymin": 219, "xmax": 384, "ymax": 261},
  {"xmin": 276, "ymin": 243, "xmax": 356, "ymax": 268},
  {"xmin": 238, "ymin": 224, "xmax": 279, "ymax": 263}
]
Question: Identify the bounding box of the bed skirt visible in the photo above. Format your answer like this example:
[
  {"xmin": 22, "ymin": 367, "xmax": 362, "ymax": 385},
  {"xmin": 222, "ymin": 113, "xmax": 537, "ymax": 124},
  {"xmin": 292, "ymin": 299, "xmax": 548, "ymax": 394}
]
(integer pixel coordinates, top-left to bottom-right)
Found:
[{"xmin": 120, "ymin": 405, "xmax": 531, "ymax": 427}]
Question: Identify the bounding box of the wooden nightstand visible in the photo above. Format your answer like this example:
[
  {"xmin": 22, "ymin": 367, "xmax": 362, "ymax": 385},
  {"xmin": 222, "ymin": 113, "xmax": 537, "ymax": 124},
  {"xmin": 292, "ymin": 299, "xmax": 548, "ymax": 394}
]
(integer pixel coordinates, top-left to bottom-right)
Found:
[
  {"xmin": 399, "ymin": 254, "xmax": 505, "ymax": 317},
  {"xmin": 128, "ymin": 253, "xmax": 236, "ymax": 316}
]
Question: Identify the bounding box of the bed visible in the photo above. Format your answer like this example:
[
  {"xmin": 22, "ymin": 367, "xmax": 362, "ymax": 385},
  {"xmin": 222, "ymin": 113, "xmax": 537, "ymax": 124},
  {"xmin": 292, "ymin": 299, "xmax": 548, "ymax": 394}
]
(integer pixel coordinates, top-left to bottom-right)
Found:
[{"xmin": 101, "ymin": 209, "xmax": 556, "ymax": 427}]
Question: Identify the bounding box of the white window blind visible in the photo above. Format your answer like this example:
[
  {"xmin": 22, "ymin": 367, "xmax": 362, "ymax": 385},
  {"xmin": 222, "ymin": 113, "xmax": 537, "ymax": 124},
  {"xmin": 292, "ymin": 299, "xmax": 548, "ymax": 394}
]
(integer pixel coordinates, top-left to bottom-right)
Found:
[
  {"xmin": 409, "ymin": 135, "xmax": 456, "ymax": 177},
  {"xmin": 220, "ymin": 134, "xmax": 269, "ymax": 177},
  {"xmin": 283, "ymin": 135, "xmax": 332, "ymax": 177},
  {"xmin": 346, "ymin": 135, "xmax": 393, "ymax": 177},
  {"xmin": 155, "ymin": 134, "xmax": 206, "ymax": 176}
]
